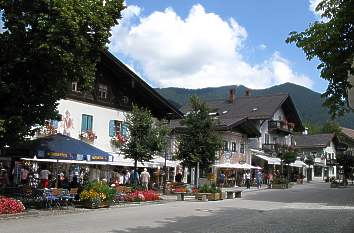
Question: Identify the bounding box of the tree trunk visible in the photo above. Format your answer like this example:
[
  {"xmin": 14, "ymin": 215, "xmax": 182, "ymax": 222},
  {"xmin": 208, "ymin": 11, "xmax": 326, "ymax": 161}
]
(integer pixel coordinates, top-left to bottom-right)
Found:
[{"xmin": 134, "ymin": 159, "xmax": 138, "ymax": 186}]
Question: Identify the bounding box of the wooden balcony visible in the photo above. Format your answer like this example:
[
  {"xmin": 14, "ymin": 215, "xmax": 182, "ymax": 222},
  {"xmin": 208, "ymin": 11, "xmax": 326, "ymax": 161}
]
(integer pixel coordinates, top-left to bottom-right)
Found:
[
  {"xmin": 268, "ymin": 120, "xmax": 294, "ymax": 134},
  {"xmin": 262, "ymin": 143, "xmax": 277, "ymax": 152}
]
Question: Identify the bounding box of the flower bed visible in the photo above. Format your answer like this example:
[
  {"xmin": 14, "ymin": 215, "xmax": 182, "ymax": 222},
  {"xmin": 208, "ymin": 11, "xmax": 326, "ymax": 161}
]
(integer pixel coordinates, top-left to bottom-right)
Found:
[
  {"xmin": 0, "ymin": 196, "xmax": 26, "ymax": 215},
  {"xmin": 115, "ymin": 190, "xmax": 160, "ymax": 203},
  {"xmin": 80, "ymin": 181, "xmax": 116, "ymax": 208}
]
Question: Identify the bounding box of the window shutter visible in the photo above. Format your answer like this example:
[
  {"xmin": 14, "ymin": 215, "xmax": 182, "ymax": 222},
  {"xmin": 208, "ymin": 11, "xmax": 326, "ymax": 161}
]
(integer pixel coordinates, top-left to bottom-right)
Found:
[
  {"xmin": 87, "ymin": 115, "xmax": 93, "ymax": 130},
  {"xmin": 121, "ymin": 122, "xmax": 128, "ymax": 137},
  {"xmin": 81, "ymin": 115, "xmax": 87, "ymax": 132},
  {"xmin": 109, "ymin": 120, "xmax": 115, "ymax": 137}
]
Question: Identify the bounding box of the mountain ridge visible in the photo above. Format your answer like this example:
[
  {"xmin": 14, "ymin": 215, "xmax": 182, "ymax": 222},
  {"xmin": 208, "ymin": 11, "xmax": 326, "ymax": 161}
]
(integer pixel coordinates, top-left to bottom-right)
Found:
[{"xmin": 155, "ymin": 82, "xmax": 354, "ymax": 129}]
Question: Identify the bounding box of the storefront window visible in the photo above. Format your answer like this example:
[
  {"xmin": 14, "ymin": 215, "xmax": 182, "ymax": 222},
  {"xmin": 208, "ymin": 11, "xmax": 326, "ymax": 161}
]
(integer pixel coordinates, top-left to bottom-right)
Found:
[{"xmin": 223, "ymin": 141, "xmax": 229, "ymax": 151}]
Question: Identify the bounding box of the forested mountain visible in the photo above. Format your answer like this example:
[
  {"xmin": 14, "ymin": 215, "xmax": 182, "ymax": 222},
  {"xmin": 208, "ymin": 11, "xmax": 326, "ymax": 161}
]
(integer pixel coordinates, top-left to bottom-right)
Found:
[{"xmin": 155, "ymin": 83, "xmax": 354, "ymax": 129}]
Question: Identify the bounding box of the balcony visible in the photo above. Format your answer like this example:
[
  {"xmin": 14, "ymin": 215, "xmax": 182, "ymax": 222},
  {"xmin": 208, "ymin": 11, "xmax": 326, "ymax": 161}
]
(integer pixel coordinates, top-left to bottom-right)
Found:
[
  {"xmin": 262, "ymin": 143, "xmax": 277, "ymax": 152},
  {"xmin": 268, "ymin": 120, "xmax": 294, "ymax": 134}
]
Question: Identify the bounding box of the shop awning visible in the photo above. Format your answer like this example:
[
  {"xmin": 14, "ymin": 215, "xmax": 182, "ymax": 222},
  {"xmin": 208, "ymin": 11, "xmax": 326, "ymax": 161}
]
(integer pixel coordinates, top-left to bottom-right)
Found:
[
  {"xmin": 251, "ymin": 149, "xmax": 281, "ymax": 165},
  {"xmin": 290, "ymin": 160, "xmax": 308, "ymax": 168},
  {"xmin": 14, "ymin": 134, "xmax": 112, "ymax": 162},
  {"xmin": 213, "ymin": 163, "xmax": 256, "ymax": 169}
]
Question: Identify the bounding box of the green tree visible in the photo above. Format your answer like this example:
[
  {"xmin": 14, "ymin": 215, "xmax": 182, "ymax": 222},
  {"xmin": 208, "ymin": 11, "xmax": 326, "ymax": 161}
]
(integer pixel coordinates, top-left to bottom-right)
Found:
[
  {"xmin": 336, "ymin": 152, "xmax": 354, "ymax": 185},
  {"xmin": 0, "ymin": 0, "xmax": 125, "ymax": 148},
  {"xmin": 286, "ymin": 0, "xmax": 354, "ymax": 117},
  {"xmin": 121, "ymin": 105, "xmax": 169, "ymax": 185},
  {"xmin": 176, "ymin": 95, "xmax": 222, "ymax": 170},
  {"xmin": 321, "ymin": 121, "xmax": 342, "ymax": 134}
]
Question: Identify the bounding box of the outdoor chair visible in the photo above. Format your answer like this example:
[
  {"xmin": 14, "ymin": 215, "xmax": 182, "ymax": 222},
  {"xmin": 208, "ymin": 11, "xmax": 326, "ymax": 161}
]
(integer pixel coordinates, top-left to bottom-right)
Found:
[{"xmin": 44, "ymin": 189, "xmax": 61, "ymax": 209}]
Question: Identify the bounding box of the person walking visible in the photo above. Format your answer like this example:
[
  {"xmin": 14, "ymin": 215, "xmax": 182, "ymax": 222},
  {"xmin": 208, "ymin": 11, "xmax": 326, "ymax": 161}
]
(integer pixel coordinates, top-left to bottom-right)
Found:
[
  {"xmin": 140, "ymin": 168, "xmax": 150, "ymax": 191},
  {"xmin": 256, "ymin": 170, "xmax": 262, "ymax": 189},
  {"xmin": 245, "ymin": 170, "xmax": 251, "ymax": 189}
]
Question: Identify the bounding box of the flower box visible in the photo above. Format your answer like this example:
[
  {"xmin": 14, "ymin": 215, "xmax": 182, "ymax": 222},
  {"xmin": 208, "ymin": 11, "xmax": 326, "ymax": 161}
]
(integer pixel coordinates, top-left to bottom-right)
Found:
[{"xmin": 207, "ymin": 193, "xmax": 221, "ymax": 201}]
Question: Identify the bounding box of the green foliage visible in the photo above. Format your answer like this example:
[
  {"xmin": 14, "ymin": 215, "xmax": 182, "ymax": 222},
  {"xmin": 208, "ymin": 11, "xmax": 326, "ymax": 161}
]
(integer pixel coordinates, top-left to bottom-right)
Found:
[
  {"xmin": 197, "ymin": 183, "xmax": 220, "ymax": 193},
  {"xmin": 336, "ymin": 152, "xmax": 354, "ymax": 181},
  {"xmin": 122, "ymin": 105, "xmax": 170, "ymax": 177},
  {"xmin": 176, "ymin": 95, "xmax": 222, "ymax": 168},
  {"xmin": 304, "ymin": 156, "xmax": 314, "ymax": 166},
  {"xmin": 81, "ymin": 180, "xmax": 116, "ymax": 202},
  {"xmin": 321, "ymin": 121, "xmax": 342, "ymax": 134},
  {"xmin": 0, "ymin": 0, "xmax": 125, "ymax": 148},
  {"xmin": 280, "ymin": 150, "xmax": 297, "ymax": 165},
  {"xmin": 286, "ymin": 0, "xmax": 354, "ymax": 117}
]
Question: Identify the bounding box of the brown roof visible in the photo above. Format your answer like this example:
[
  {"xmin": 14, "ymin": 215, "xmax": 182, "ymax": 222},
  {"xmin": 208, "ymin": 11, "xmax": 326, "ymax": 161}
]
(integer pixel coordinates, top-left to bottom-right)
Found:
[
  {"xmin": 180, "ymin": 94, "xmax": 303, "ymax": 131},
  {"xmin": 294, "ymin": 133, "xmax": 336, "ymax": 149},
  {"xmin": 341, "ymin": 127, "xmax": 354, "ymax": 139}
]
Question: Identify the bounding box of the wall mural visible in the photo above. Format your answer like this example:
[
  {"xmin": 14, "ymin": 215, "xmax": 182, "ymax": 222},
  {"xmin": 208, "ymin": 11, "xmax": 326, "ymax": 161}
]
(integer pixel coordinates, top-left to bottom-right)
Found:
[{"xmin": 60, "ymin": 110, "xmax": 74, "ymax": 137}]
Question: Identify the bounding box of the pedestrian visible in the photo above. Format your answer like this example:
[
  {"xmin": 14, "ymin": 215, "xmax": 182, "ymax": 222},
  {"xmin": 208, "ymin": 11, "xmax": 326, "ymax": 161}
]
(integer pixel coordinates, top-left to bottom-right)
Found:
[
  {"xmin": 268, "ymin": 171, "xmax": 273, "ymax": 188},
  {"xmin": 175, "ymin": 171, "xmax": 183, "ymax": 183},
  {"xmin": 140, "ymin": 168, "xmax": 150, "ymax": 191},
  {"xmin": 123, "ymin": 170, "xmax": 130, "ymax": 185},
  {"xmin": 39, "ymin": 167, "xmax": 51, "ymax": 188},
  {"xmin": 256, "ymin": 170, "xmax": 262, "ymax": 189},
  {"xmin": 20, "ymin": 166, "xmax": 29, "ymax": 185},
  {"xmin": 245, "ymin": 170, "xmax": 251, "ymax": 189},
  {"xmin": 219, "ymin": 171, "xmax": 225, "ymax": 188}
]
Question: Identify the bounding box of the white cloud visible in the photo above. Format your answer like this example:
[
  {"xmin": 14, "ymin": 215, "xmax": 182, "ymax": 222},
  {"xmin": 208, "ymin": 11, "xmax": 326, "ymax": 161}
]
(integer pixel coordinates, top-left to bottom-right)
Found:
[
  {"xmin": 259, "ymin": 44, "xmax": 267, "ymax": 50},
  {"xmin": 109, "ymin": 4, "xmax": 313, "ymax": 89}
]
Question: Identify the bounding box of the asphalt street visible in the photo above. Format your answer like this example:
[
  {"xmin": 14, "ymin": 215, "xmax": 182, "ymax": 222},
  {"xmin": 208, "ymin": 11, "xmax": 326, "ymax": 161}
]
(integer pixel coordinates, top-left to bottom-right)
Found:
[{"xmin": 1, "ymin": 182, "xmax": 353, "ymax": 233}]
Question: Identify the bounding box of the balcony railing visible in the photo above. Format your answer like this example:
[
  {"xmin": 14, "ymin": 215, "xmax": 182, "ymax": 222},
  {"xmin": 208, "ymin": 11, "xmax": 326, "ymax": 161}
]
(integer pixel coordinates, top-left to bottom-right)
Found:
[
  {"xmin": 268, "ymin": 120, "xmax": 294, "ymax": 134},
  {"xmin": 262, "ymin": 143, "xmax": 277, "ymax": 152}
]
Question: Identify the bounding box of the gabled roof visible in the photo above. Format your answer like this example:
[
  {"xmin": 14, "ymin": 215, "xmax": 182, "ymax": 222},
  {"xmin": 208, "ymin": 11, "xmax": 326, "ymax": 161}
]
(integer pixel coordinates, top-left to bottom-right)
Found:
[
  {"xmin": 101, "ymin": 51, "xmax": 183, "ymax": 119},
  {"xmin": 294, "ymin": 133, "xmax": 337, "ymax": 149},
  {"xmin": 170, "ymin": 116, "xmax": 260, "ymax": 138},
  {"xmin": 180, "ymin": 94, "xmax": 303, "ymax": 131},
  {"xmin": 341, "ymin": 127, "xmax": 354, "ymax": 139}
]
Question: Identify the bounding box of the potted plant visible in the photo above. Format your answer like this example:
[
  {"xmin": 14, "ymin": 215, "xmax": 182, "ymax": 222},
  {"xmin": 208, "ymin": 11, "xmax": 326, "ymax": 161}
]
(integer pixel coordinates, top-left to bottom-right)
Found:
[
  {"xmin": 80, "ymin": 181, "xmax": 116, "ymax": 208},
  {"xmin": 271, "ymin": 177, "xmax": 289, "ymax": 189},
  {"xmin": 79, "ymin": 130, "xmax": 97, "ymax": 143}
]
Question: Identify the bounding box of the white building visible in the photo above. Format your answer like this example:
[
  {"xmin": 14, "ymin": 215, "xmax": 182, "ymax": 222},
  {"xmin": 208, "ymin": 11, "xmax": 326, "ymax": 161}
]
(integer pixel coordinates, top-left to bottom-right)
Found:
[{"xmin": 294, "ymin": 133, "xmax": 338, "ymax": 181}]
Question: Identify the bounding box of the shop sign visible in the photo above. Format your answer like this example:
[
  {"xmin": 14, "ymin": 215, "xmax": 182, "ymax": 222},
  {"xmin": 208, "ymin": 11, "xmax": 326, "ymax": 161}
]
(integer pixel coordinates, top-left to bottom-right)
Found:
[
  {"xmin": 47, "ymin": 152, "xmax": 70, "ymax": 159},
  {"xmin": 88, "ymin": 155, "xmax": 109, "ymax": 161}
]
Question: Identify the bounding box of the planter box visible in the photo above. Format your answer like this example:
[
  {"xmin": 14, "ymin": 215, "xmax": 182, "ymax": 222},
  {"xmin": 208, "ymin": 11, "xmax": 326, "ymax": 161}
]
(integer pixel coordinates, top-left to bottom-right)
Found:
[
  {"xmin": 271, "ymin": 184, "xmax": 288, "ymax": 189},
  {"xmin": 82, "ymin": 200, "xmax": 110, "ymax": 209},
  {"xmin": 207, "ymin": 193, "xmax": 221, "ymax": 201}
]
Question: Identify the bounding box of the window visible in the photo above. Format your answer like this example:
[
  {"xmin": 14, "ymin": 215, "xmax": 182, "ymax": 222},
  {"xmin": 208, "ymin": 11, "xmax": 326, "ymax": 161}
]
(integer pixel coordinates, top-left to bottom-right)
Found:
[
  {"xmin": 231, "ymin": 142, "xmax": 237, "ymax": 152},
  {"xmin": 72, "ymin": 82, "xmax": 79, "ymax": 92},
  {"xmin": 81, "ymin": 114, "xmax": 93, "ymax": 132},
  {"xmin": 264, "ymin": 134, "xmax": 270, "ymax": 144},
  {"xmin": 223, "ymin": 141, "xmax": 229, "ymax": 151},
  {"xmin": 240, "ymin": 144, "xmax": 245, "ymax": 154},
  {"xmin": 98, "ymin": 84, "xmax": 108, "ymax": 99},
  {"xmin": 109, "ymin": 120, "xmax": 128, "ymax": 137}
]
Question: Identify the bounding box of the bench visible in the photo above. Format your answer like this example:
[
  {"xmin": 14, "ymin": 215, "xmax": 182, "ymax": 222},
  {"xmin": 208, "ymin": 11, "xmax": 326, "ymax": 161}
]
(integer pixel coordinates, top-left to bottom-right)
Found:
[
  {"xmin": 175, "ymin": 192, "xmax": 187, "ymax": 201},
  {"xmin": 195, "ymin": 193, "xmax": 210, "ymax": 202},
  {"xmin": 225, "ymin": 190, "xmax": 242, "ymax": 199}
]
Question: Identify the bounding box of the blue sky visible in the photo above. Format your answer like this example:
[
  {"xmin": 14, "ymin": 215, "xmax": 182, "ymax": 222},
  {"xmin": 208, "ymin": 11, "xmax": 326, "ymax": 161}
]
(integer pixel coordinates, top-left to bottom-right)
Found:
[
  {"xmin": 109, "ymin": 0, "xmax": 328, "ymax": 93},
  {"xmin": 0, "ymin": 1, "xmax": 327, "ymax": 93}
]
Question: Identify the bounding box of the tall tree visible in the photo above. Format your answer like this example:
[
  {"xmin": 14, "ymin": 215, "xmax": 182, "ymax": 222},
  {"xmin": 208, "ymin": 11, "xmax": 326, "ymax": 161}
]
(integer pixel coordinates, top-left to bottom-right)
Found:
[
  {"xmin": 286, "ymin": 0, "xmax": 354, "ymax": 117},
  {"xmin": 121, "ymin": 105, "xmax": 169, "ymax": 185},
  {"xmin": 0, "ymin": 0, "xmax": 125, "ymax": 148},
  {"xmin": 321, "ymin": 121, "xmax": 342, "ymax": 134},
  {"xmin": 176, "ymin": 95, "xmax": 222, "ymax": 170}
]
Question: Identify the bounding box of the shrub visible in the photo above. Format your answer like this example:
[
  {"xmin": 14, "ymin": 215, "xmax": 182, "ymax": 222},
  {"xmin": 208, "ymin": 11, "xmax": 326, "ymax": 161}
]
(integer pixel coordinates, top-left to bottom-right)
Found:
[{"xmin": 80, "ymin": 181, "xmax": 116, "ymax": 203}]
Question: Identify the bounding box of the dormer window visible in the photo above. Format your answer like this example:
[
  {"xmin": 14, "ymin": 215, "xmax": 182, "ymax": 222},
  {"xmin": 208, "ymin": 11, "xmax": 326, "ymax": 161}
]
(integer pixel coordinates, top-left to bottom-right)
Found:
[
  {"xmin": 72, "ymin": 82, "xmax": 79, "ymax": 92},
  {"xmin": 98, "ymin": 84, "xmax": 108, "ymax": 99}
]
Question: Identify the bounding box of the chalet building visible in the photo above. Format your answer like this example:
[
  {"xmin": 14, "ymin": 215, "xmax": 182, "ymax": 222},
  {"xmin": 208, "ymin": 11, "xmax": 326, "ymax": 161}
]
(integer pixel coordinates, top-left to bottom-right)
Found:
[
  {"xmin": 294, "ymin": 133, "xmax": 338, "ymax": 181},
  {"xmin": 210, "ymin": 89, "xmax": 304, "ymax": 171},
  {"xmin": 3, "ymin": 51, "xmax": 182, "ymax": 185}
]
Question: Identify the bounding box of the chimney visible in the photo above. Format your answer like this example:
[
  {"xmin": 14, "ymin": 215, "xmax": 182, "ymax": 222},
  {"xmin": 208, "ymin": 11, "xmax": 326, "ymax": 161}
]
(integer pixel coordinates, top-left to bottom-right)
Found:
[
  {"xmin": 229, "ymin": 88, "xmax": 236, "ymax": 103},
  {"xmin": 245, "ymin": 89, "xmax": 251, "ymax": 96}
]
